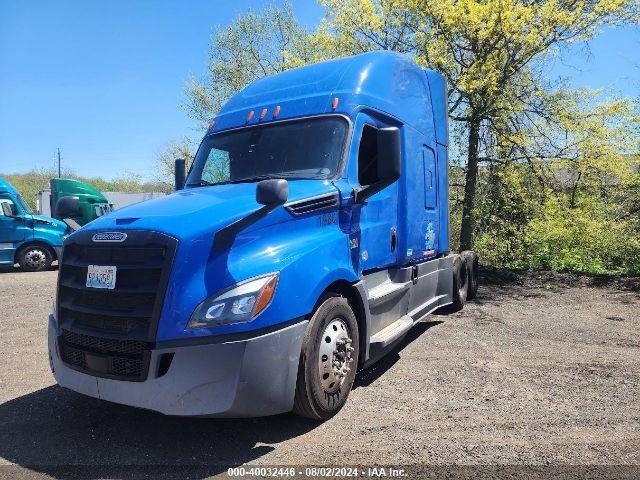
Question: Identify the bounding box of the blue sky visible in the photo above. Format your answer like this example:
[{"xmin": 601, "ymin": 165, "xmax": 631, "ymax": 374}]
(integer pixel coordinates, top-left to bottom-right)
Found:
[{"xmin": 0, "ymin": 1, "xmax": 638, "ymax": 180}]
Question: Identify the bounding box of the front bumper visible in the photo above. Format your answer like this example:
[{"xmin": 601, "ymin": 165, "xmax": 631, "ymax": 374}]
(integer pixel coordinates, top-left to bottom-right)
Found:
[{"xmin": 48, "ymin": 315, "xmax": 307, "ymax": 417}]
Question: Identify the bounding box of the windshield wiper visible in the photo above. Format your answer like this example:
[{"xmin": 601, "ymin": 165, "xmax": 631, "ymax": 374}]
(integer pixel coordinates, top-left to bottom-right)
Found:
[
  {"xmin": 226, "ymin": 175, "xmax": 280, "ymax": 184},
  {"xmin": 186, "ymin": 176, "xmax": 274, "ymax": 188},
  {"xmin": 186, "ymin": 180, "xmax": 217, "ymax": 187},
  {"xmin": 188, "ymin": 174, "xmax": 307, "ymax": 188}
]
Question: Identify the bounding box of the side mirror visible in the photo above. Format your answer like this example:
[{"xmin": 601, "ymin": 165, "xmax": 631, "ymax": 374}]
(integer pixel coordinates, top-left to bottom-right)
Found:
[
  {"xmin": 355, "ymin": 127, "xmax": 402, "ymax": 203},
  {"xmin": 256, "ymin": 179, "xmax": 288, "ymax": 206},
  {"xmin": 1, "ymin": 202, "xmax": 16, "ymax": 217},
  {"xmin": 175, "ymin": 159, "xmax": 186, "ymax": 191},
  {"xmin": 55, "ymin": 196, "xmax": 81, "ymax": 218}
]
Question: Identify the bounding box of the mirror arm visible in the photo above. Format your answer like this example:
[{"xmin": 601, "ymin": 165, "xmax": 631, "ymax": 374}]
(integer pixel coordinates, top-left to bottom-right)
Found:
[
  {"xmin": 213, "ymin": 178, "xmax": 288, "ymax": 251},
  {"xmin": 213, "ymin": 204, "xmax": 278, "ymax": 251},
  {"xmin": 354, "ymin": 179, "xmax": 395, "ymax": 204}
]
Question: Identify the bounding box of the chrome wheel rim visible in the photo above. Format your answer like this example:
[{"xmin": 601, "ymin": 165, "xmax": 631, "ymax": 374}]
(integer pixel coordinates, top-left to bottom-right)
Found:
[
  {"xmin": 25, "ymin": 249, "xmax": 47, "ymax": 269},
  {"xmin": 318, "ymin": 318, "xmax": 354, "ymax": 393}
]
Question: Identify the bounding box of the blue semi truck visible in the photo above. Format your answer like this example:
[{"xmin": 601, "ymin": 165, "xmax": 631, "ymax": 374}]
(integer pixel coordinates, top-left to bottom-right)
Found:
[
  {"xmin": 0, "ymin": 178, "xmax": 70, "ymax": 271},
  {"xmin": 48, "ymin": 51, "xmax": 478, "ymax": 420}
]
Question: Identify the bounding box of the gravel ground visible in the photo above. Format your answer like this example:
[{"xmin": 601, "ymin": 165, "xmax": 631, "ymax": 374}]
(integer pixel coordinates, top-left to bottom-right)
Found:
[{"xmin": 0, "ymin": 267, "xmax": 638, "ymax": 477}]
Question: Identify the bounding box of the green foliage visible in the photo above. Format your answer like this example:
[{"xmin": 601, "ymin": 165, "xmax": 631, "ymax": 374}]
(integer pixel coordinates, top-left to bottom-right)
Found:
[
  {"xmin": 467, "ymin": 149, "xmax": 640, "ymax": 275},
  {"xmin": 1, "ymin": 169, "xmax": 171, "ymax": 210},
  {"xmin": 153, "ymin": 136, "xmax": 196, "ymax": 185},
  {"xmin": 524, "ymin": 197, "xmax": 640, "ymax": 275},
  {"xmin": 473, "ymin": 194, "xmax": 640, "ymax": 276},
  {"xmin": 183, "ymin": 1, "xmax": 316, "ymax": 127}
]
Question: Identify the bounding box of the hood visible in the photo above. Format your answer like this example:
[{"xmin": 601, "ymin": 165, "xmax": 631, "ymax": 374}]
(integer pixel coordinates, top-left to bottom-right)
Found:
[
  {"xmin": 29, "ymin": 214, "xmax": 68, "ymax": 231},
  {"xmin": 50, "ymin": 178, "xmax": 109, "ymax": 203},
  {"xmin": 83, "ymin": 180, "xmax": 339, "ymax": 242}
]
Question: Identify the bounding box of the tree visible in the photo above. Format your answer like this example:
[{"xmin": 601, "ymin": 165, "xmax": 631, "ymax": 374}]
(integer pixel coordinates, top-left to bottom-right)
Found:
[
  {"xmin": 153, "ymin": 136, "xmax": 195, "ymax": 186},
  {"xmin": 183, "ymin": 1, "xmax": 317, "ymax": 127},
  {"xmin": 164, "ymin": 2, "xmax": 317, "ymax": 186},
  {"xmin": 471, "ymin": 91, "xmax": 640, "ymax": 273},
  {"xmin": 316, "ymin": 0, "xmax": 638, "ymax": 249}
]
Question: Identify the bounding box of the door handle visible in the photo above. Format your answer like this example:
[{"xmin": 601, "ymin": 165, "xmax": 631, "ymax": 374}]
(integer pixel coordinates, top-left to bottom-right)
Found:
[{"xmin": 390, "ymin": 227, "xmax": 397, "ymax": 252}]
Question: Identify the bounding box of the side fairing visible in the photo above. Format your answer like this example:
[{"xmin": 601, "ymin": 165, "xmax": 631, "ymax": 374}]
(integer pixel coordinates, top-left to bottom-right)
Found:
[
  {"xmin": 435, "ymin": 142, "xmax": 450, "ymax": 253},
  {"xmin": 398, "ymin": 126, "xmax": 441, "ymax": 262}
]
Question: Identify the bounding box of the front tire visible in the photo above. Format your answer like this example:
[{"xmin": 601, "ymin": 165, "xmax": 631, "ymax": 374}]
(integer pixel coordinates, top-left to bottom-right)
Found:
[
  {"xmin": 293, "ymin": 296, "xmax": 360, "ymax": 421},
  {"xmin": 18, "ymin": 245, "xmax": 53, "ymax": 272}
]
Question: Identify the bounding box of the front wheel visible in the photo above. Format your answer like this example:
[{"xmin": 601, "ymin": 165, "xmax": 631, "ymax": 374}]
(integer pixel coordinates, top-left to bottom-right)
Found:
[
  {"xmin": 18, "ymin": 245, "xmax": 53, "ymax": 272},
  {"xmin": 293, "ymin": 296, "xmax": 360, "ymax": 420}
]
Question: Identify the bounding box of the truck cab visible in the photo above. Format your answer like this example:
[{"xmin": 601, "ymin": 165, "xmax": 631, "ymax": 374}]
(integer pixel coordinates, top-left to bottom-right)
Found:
[
  {"xmin": 48, "ymin": 51, "xmax": 477, "ymax": 419},
  {"xmin": 0, "ymin": 178, "xmax": 69, "ymax": 271},
  {"xmin": 48, "ymin": 178, "xmax": 113, "ymax": 226}
]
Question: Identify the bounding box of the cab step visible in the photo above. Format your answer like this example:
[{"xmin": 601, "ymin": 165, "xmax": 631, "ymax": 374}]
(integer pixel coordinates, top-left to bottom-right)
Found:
[
  {"xmin": 367, "ymin": 281, "xmax": 411, "ymax": 309},
  {"xmin": 369, "ymin": 315, "xmax": 414, "ymax": 349}
]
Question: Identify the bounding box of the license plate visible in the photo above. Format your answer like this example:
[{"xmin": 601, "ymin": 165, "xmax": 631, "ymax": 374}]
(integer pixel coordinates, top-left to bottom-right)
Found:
[{"xmin": 86, "ymin": 265, "xmax": 117, "ymax": 289}]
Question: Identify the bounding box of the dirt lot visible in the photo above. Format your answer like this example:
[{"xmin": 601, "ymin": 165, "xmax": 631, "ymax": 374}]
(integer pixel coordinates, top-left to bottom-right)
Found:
[{"xmin": 0, "ymin": 267, "xmax": 638, "ymax": 477}]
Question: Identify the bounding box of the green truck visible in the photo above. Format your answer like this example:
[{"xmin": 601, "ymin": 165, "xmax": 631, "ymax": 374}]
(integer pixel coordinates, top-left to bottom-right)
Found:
[
  {"xmin": 38, "ymin": 179, "xmax": 165, "ymax": 227},
  {"xmin": 38, "ymin": 179, "xmax": 113, "ymax": 227}
]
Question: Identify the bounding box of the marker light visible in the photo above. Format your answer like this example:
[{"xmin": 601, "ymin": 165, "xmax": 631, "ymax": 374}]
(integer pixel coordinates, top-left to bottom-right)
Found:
[
  {"xmin": 332, "ymin": 97, "xmax": 339, "ymax": 110},
  {"xmin": 274, "ymin": 106, "xmax": 281, "ymax": 118},
  {"xmin": 208, "ymin": 119, "xmax": 216, "ymax": 129},
  {"xmin": 246, "ymin": 110, "xmax": 255, "ymax": 122},
  {"xmin": 260, "ymin": 108, "xmax": 267, "ymax": 119},
  {"xmin": 187, "ymin": 273, "xmax": 279, "ymax": 329},
  {"xmin": 253, "ymin": 274, "xmax": 278, "ymax": 317}
]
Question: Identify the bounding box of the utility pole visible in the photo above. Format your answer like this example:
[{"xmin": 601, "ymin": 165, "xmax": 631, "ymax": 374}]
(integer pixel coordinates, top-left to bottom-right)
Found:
[{"xmin": 57, "ymin": 148, "xmax": 61, "ymax": 178}]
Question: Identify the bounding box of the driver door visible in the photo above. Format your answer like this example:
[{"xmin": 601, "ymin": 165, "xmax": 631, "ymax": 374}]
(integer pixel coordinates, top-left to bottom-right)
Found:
[
  {"xmin": 351, "ymin": 114, "xmax": 399, "ymax": 272},
  {"xmin": 0, "ymin": 197, "xmax": 29, "ymax": 266}
]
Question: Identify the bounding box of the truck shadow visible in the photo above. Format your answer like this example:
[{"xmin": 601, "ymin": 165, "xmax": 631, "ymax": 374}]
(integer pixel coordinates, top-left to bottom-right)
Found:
[
  {"xmin": 0, "ymin": 385, "xmax": 316, "ymax": 479},
  {"xmin": 354, "ymin": 320, "xmax": 443, "ymax": 388},
  {"xmin": 0, "ymin": 264, "xmax": 59, "ymax": 274},
  {"xmin": 0, "ymin": 321, "xmax": 445, "ymax": 479}
]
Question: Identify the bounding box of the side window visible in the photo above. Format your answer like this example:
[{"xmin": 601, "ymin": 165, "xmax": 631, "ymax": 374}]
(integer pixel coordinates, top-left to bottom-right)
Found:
[
  {"xmin": 357, "ymin": 125, "xmax": 379, "ymax": 186},
  {"xmin": 202, "ymin": 149, "xmax": 231, "ymax": 184},
  {"xmin": 0, "ymin": 198, "xmax": 17, "ymax": 217}
]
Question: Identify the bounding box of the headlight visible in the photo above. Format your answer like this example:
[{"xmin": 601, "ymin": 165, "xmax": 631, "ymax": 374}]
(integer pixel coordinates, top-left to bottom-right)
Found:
[{"xmin": 187, "ymin": 272, "xmax": 279, "ymax": 329}]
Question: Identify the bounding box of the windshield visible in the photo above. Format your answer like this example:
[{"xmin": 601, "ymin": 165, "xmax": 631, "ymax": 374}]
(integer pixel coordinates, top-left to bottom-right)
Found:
[
  {"xmin": 16, "ymin": 194, "xmax": 33, "ymax": 214},
  {"xmin": 187, "ymin": 116, "xmax": 348, "ymax": 186}
]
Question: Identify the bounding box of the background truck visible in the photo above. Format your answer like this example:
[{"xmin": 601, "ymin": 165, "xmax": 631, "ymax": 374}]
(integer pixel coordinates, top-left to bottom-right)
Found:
[
  {"xmin": 37, "ymin": 179, "xmax": 165, "ymax": 227},
  {"xmin": 48, "ymin": 51, "xmax": 478, "ymax": 420},
  {"xmin": 0, "ymin": 178, "xmax": 70, "ymax": 271},
  {"xmin": 45, "ymin": 178, "xmax": 112, "ymax": 226}
]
